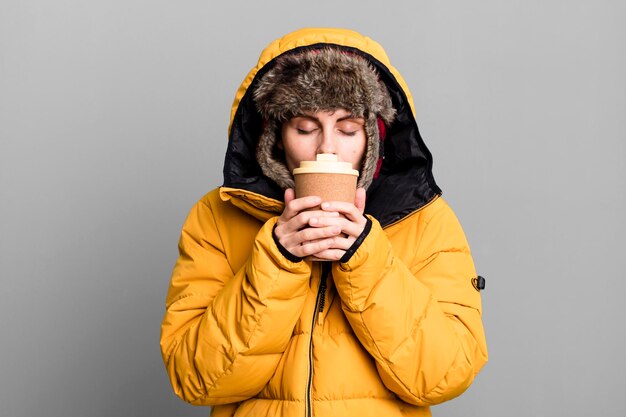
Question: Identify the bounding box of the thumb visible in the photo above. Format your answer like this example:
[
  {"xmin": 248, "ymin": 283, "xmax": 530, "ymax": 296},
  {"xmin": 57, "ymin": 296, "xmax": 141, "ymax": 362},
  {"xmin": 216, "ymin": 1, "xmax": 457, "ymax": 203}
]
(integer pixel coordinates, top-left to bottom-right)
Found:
[
  {"xmin": 284, "ymin": 188, "xmax": 295, "ymax": 205},
  {"xmin": 355, "ymin": 187, "xmax": 366, "ymax": 214}
]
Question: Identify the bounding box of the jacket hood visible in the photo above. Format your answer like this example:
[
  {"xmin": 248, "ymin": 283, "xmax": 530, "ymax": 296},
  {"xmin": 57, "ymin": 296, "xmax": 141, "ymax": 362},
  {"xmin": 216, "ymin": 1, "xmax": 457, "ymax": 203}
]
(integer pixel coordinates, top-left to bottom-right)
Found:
[
  {"xmin": 222, "ymin": 28, "xmax": 441, "ymax": 227},
  {"xmin": 253, "ymin": 47, "xmax": 396, "ymax": 191}
]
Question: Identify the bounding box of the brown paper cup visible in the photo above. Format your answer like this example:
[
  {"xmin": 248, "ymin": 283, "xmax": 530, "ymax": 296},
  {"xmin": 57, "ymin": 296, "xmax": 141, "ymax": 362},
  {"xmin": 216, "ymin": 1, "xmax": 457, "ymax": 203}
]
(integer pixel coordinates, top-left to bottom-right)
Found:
[
  {"xmin": 293, "ymin": 172, "xmax": 357, "ymax": 207},
  {"xmin": 292, "ymin": 154, "xmax": 359, "ymax": 261}
]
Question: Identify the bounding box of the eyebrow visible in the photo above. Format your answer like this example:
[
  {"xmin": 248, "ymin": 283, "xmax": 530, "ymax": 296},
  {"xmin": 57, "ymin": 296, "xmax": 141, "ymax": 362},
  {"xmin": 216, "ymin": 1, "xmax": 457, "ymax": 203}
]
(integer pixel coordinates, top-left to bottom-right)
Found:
[{"xmin": 295, "ymin": 114, "xmax": 363, "ymax": 123}]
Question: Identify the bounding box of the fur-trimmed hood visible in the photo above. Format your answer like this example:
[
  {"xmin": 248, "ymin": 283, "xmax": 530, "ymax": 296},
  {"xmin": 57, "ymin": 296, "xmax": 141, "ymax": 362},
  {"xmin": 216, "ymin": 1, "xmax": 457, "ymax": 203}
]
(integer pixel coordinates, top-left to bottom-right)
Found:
[
  {"xmin": 253, "ymin": 48, "xmax": 396, "ymax": 190},
  {"xmin": 253, "ymin": 48, "xmax": 395, "ymax": 124},
  {"xmin": 222, "ymin": 28, "xmax": 441, "ymax": 227}
]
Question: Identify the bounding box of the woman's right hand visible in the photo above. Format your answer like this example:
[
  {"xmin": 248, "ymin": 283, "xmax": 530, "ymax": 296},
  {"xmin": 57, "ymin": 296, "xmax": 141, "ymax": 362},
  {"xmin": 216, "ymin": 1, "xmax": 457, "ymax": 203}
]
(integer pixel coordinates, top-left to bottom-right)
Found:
[{"xmin": 274, "ymin": 188, "xmax": 342, "ymax": 259}]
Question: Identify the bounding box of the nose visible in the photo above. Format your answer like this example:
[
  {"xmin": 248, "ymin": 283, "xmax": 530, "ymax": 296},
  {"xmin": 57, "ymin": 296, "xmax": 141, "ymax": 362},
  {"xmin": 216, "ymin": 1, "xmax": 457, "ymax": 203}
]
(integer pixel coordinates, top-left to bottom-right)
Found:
[{"xmin": 317, "ymin": 128, "xmax": 336, "ymax": 155}]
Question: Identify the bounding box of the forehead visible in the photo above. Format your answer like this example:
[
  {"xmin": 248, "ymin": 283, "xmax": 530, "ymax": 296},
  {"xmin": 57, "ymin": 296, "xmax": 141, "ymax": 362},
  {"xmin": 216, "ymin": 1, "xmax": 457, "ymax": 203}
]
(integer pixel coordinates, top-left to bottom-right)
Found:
[{"xmin": 294, "ymin": 109, "xmax": 363, "ymax": 121}]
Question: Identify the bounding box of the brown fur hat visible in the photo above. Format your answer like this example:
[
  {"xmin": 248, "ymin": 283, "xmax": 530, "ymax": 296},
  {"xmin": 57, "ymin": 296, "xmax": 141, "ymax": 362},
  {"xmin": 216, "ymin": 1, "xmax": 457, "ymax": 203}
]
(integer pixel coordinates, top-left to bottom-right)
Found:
[{"xmin": 253, "ymin": 47, "xmax": 396, "ymax": 190}]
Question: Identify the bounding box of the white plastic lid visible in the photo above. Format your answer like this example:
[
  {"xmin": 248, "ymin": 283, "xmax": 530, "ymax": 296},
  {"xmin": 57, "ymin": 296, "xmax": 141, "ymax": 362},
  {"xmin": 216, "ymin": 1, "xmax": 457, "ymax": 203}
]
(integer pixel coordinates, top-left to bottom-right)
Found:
[{"xmin": 292, "ymin": 154, "xmax": 359, "ymax": 176}]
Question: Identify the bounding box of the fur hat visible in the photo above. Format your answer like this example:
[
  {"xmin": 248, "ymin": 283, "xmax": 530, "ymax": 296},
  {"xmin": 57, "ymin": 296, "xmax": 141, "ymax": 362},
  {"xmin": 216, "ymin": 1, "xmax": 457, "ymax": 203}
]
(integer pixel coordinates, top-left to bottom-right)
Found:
[{"xmin": 253, "ymin": 47, "xmax": 396, "ymax": 190}]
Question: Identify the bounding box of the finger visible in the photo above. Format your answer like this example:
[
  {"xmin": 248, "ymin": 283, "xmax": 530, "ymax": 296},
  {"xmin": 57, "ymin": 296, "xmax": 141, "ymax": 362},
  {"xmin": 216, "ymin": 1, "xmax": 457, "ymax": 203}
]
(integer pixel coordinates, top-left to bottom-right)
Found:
[
  {"xmin": 276, "ymin": 189, "xmax": 296, "ymax": 228},
  {"xmin": 355, "ymin": 188, "xmax": 366, "ymax": 214},
  {"xmin": 290, "ymin": 236, "xmax": 338, "ymax": 258},
  {"xmin": 284, "ymin": 188, "xmax": 295, "ymax": 206},
  {"xmin": 324, "ymin": 235, "xmax": 355, "ymax": 250},
  {"xmin": 289, "ymin": 210, "xmax": 339, "ymax": 232},
  {"xmin": 311, "ymin": 233, "xmax": 358, "ymax": 260},
  {"xmin": 282, "ymin": 195, "xmax": 323, "ymax": 220},
  {"xmin": 276, "ymin": 210, "xmax": 340, "ymax": 244},
  {"xmin": 307, "ymin": 216, "xmax": 363, "ymax": 239},
  {"xmin": 321, "ymin": 201, "xmax": 366, "ymax": 223},
  {"xmin": 310, "ymin": 248, "xmax": 345, "ymax": 261},
  {"xmin": 294, "ymin": 225, "xmax": 341, "ymax": 246}
]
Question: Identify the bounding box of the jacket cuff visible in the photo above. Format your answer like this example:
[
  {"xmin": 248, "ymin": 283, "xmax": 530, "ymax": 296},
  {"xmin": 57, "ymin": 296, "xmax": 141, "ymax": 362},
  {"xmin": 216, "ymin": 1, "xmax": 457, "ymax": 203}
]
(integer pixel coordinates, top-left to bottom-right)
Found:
[
  {"xmin": 338, "ymin": 217, "xmax": 372, "ymax": 263},
  {"xmin": 337, "ymin": 216, "xmax": 387, "ymax": 269},
  {"xmin": 250, "ymin": 217, "xmax": 310, "ymax": 274},
  {"xmin": 333, "ymin": 216, "xmax": 393, "ymax": 309},
  {"xmin": 272, "ymin": 224, "xmax": 303, "ymax": 263}
]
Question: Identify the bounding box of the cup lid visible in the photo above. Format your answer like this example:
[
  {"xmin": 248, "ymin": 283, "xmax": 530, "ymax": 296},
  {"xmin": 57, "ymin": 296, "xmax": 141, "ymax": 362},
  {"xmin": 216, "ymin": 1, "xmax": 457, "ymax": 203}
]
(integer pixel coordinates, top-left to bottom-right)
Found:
[{"xmin": 292, "ymin": 154, "xmax": 359, "ymax": 176}]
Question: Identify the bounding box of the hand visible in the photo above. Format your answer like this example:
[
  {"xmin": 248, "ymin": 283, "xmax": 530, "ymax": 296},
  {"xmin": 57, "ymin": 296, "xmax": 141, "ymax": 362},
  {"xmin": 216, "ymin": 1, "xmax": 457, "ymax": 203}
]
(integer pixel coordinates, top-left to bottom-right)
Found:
[
  {"xmin": 274, "ymin": 189, "xmax": 342, "ymax": 259},
  {"xmin": 307, "ymin": 187, "xmax": 368, "ymax": 261}
]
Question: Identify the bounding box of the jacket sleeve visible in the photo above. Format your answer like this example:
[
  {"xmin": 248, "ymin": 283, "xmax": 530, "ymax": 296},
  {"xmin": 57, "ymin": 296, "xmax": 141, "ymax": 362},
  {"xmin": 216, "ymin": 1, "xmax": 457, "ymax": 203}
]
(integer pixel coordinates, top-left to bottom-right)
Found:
[
  {"xmin": 332, "ymin": 198, "xmax": 488, "ymax": 406},
  {"xmin": 160, "ymin": 199, "xmax": 311, "ymax": 405}
]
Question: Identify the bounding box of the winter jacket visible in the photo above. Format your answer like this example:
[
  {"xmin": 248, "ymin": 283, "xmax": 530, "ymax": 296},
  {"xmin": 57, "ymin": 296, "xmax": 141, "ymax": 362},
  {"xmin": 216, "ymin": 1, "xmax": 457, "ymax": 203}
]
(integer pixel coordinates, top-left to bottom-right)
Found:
[{"xmin": 160, "ymin": 28, "xmax": 488, "ymax": 417}]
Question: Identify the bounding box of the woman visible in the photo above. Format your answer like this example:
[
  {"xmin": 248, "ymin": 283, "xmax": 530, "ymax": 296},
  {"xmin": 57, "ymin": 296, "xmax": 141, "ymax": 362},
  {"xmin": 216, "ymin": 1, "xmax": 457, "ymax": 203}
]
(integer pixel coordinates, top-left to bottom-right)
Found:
[{"xmin": 160, "ymin": 28, "xmax": 488, "ymax": 417}]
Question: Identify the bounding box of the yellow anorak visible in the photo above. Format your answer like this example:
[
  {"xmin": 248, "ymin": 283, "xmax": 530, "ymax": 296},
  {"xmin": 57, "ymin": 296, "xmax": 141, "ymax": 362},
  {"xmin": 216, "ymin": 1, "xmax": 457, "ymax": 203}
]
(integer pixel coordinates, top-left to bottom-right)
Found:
[{"xmin": 160, "ymin": 28, "xmax": 488, "ymax": 417}]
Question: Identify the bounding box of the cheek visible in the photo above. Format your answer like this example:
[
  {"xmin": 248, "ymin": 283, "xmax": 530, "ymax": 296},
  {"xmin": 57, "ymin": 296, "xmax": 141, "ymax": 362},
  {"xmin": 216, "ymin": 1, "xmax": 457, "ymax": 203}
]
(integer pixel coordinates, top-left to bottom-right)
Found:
[
  {"xmin": 351, "ymin": 135, "xmax": 367, "ymax": 164},
  {"xmin": 281, "ymin": 138, "xmax": 313, "ymax": 172},
  {"xmin": 280, "ymin": 127, "xmax": 297, "ymax": 171},
  {"xmin": 281, "ymin": 142, "xmax": 297, "ymax": 172}
]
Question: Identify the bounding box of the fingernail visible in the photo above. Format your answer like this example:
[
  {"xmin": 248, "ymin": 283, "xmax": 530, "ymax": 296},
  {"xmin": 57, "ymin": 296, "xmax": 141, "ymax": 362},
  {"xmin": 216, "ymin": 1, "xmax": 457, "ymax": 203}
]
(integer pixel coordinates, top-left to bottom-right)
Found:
[
  {"xmin": 310, "ymin": 217, "xmax": 318, "ymax": 225},
  {"xmin": 321, "ymin": 202, "xmax": 330, "ymax": 209}
]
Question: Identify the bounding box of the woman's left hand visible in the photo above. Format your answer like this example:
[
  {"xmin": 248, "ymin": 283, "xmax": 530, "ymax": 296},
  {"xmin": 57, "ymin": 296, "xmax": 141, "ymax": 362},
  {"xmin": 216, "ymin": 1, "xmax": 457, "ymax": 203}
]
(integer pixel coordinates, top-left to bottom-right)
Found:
[{"xmin": 307, "ymin": 188, "xmax": 368, "ymax": 261}]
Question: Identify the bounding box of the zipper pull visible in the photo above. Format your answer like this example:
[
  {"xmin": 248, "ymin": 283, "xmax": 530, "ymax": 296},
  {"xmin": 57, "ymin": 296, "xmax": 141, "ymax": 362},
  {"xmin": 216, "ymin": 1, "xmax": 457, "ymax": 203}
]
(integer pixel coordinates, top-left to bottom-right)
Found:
[{"xmin": 317, "ymin": 263, "xmax": 330, "ymax": 325}]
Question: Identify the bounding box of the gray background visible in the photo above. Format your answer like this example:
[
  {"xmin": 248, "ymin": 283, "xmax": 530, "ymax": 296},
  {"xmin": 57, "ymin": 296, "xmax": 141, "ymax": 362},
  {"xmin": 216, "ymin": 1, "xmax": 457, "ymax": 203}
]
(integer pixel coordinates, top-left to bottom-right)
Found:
[{"xmin": 1, "ymin": 0, "xmax": 624, "ymax": 416}]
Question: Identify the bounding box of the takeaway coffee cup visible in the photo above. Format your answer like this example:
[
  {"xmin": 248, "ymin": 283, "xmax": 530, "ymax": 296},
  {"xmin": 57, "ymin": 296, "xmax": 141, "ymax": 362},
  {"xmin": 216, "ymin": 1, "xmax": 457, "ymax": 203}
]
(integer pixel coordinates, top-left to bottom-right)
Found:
[
  {"xmin": 293, "ymin": 153, "xmax": 359, "ymax": 208},
  {"xmin": 293, "ymin": 154, "xmax": 359, "ymax": 261}
]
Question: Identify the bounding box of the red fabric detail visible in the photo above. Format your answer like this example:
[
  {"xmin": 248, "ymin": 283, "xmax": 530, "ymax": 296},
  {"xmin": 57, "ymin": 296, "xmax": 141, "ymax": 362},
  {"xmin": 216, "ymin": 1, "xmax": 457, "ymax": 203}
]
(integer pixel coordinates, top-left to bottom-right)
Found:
[
  {"xmin": 377, "ymin": 117, "xmax": 386, "ymax": 141},
  {"xmin": 374, "ymin": 117, "xmax": 386, "ymax": 179},
  {"xmin": 374, "ymin": 158, "xmax": 383, "ymax": 180}
]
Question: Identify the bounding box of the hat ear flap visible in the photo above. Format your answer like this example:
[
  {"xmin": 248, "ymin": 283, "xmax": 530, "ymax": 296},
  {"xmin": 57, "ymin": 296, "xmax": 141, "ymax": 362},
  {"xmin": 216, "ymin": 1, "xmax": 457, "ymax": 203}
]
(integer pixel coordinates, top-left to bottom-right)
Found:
[
  {"xmin": 357, "ymin": 114, "xmax": 381, "ymax": 189},
  {"xmin": 256, "ymin": 119, "xmax": 294, "ymax": 189},
  {"xmin": 373, "ymin": 117, "xmax": 387, "ymax": 180}
]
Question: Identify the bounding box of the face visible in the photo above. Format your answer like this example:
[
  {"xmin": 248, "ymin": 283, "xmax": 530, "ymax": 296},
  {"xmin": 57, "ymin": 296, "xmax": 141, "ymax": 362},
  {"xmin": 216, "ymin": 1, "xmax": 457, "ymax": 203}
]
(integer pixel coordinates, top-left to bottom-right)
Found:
[{"xmin": 280, "ymin": 109, "xmax": 367, "ymax": 172}]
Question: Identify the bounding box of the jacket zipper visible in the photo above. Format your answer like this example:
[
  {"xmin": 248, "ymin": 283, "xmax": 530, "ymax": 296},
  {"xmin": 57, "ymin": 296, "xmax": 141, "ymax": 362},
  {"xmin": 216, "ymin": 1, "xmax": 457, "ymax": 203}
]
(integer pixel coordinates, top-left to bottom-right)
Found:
[{"xmin": 305, "ymin": 262, "xmax": 330, "ymax": 417}]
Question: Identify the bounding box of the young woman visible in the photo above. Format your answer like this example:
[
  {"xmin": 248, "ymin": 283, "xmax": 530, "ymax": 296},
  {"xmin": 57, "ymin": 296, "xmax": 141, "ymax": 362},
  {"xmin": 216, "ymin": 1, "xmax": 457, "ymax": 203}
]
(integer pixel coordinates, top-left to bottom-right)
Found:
[{"xmin": 160, "ymin": 28, "xmax": 488, "ymax": 417}]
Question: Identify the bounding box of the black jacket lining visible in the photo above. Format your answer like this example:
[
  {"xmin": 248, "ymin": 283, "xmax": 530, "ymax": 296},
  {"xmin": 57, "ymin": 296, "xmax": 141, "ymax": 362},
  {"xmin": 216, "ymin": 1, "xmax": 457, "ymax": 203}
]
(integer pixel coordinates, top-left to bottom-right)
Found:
[{"xmin": 223, "ymin": 44, "xmax": 441, "ymax": 228}]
